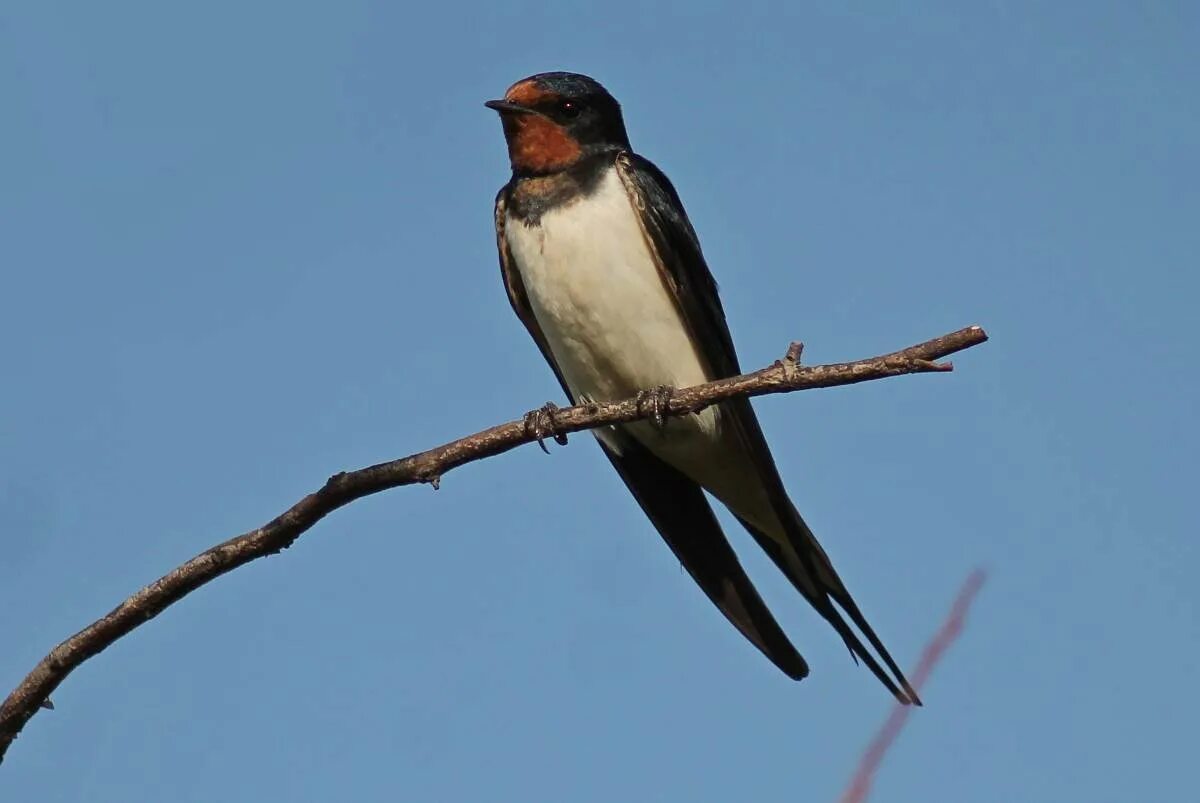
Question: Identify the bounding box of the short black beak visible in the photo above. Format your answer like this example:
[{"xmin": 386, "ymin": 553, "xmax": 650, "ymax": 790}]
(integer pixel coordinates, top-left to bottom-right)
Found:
[{"xmin": 485, "ymin": 99, "xmax": 536, "ymax": 115}]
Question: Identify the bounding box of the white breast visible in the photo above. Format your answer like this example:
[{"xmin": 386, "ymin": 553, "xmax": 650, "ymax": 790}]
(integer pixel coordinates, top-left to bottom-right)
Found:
[{"xmin": 505, "ymin": 167, "xmax": 721, "ymax": 454}]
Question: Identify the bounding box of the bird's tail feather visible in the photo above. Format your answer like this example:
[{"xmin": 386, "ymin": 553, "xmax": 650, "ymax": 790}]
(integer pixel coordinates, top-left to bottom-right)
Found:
[{"xmin": 734, "ymin": 508, "xmax": 922, "ymax": 706}]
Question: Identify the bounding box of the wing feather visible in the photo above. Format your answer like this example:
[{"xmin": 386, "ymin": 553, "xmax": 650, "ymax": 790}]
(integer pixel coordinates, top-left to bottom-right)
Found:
[{"xmin": 613, "ymin": 154, "xmax": 919, "ymax": 704}]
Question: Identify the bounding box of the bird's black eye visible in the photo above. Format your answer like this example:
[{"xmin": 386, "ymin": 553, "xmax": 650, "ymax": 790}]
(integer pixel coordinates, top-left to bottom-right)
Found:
[{"xmin": 559, "ymin": 99, "xmax": 582, "ymax": 119}]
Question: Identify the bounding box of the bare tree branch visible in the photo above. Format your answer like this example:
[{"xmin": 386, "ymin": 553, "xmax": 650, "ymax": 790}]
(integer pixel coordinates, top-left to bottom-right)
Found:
[
  {"xmin": 0, "ymin": 325, "xmax": 987, "ymax": 765},
  {"xmin": 839, "ymin": 569, "xmax": 988, "ymax": 803}
]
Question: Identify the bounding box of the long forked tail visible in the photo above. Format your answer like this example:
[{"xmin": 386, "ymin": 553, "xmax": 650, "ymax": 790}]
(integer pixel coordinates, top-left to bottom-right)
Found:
[
  {"xmin": 598, "ymin": 434, "xmax": 812, "ymax": 681},
  {"xmin": 735, "ymin": 508, "xmax": 921, "ymax": 706}
]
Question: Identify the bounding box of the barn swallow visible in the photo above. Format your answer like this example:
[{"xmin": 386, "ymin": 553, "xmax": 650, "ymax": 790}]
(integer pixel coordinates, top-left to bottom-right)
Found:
[{"xmin": 487, "ymin": 72, "xmax": 919, "ymax": 704}]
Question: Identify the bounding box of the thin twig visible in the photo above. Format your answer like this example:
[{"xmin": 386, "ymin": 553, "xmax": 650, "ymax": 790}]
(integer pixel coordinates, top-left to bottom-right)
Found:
[
  {"xmin": 0, "ymin": 325, "xmax": 988, "ymax": 765},
  {"xmin": 839, "ymin": 569, "xmax": 988, "ymax": 803}
]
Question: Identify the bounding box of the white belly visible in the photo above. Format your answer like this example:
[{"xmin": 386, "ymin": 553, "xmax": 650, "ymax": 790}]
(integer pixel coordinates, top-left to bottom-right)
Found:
[
  {"xmin": 506, "ymin": 167, "xmax": 785, "ymax": 538},
  {"xmin": 505, "ymin": 168, "xmax": 720, "ymax": 457}
]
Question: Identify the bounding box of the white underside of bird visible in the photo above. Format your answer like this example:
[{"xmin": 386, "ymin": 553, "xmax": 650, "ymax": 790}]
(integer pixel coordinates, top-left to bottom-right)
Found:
[{"xmin": 505, "ymin": 167, "xmax": 780, "ymax": 537}]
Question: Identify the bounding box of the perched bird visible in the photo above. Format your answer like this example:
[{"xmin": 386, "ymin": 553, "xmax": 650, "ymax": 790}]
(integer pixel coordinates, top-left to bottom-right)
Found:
[{"xmin": 487, "ymin": 72, "xmax": 919, "ymax": 704}]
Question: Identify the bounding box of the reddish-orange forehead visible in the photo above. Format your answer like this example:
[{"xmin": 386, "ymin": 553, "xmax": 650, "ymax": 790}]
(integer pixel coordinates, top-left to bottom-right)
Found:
[{"xmin": 504, "ymin": 79, "xmax": 557, "ymax": 106}]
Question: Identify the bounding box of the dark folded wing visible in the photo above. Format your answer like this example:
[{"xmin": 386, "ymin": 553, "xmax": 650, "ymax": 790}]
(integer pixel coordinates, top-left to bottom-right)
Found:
[
  {"xmin": 613, "ymin": 154, "xmax": 919, "ymax": 704},
  {"xmin": 597, "ymin": 430, "xmax": 809, "ymax": 679}
]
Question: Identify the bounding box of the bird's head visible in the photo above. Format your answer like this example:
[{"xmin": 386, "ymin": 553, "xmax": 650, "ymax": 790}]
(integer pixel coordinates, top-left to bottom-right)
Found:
[{"xmin": 486, "ymin": 72, "xmax": 630, "ymax": 175}]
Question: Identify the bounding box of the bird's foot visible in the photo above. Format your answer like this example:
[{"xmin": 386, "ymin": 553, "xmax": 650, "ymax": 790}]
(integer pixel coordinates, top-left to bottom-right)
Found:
[
  {"xmin": 523, "ymin": 401, "xmax": 569, "ymax": 454},
  {"xmin": 636, "ymin": 384, "xmax": 676, "ymax": 430}
]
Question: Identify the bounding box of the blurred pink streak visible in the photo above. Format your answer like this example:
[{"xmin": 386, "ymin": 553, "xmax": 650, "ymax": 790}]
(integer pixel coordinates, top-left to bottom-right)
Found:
[{"xmin": 839, "ymin": 569, "xmax": 987, "ymax": 803}]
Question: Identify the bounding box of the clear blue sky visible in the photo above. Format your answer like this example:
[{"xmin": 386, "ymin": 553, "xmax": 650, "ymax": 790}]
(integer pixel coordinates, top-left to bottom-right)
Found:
[{"xmin": 2, "ymin": 3, "xmax": 1196, "ymax": 801}]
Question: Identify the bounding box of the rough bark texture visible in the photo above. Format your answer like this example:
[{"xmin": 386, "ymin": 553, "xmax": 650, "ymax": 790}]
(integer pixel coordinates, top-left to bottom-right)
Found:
[{"xmin": 0, "ymin": 325, "xmax": 987, "ymax": 765}]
